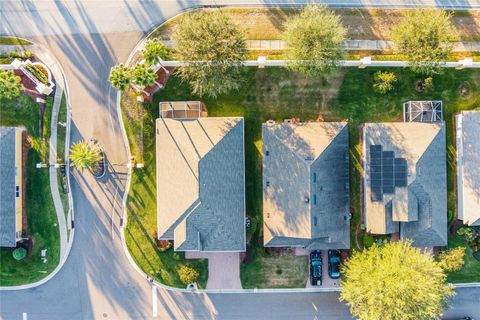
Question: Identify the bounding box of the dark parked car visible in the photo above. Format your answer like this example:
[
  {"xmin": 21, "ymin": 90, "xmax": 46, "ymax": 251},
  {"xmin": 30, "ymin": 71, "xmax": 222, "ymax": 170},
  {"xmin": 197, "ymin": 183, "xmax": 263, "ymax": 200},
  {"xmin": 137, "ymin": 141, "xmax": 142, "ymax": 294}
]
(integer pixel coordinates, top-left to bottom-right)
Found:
[
  {"xmin": 328, "ymin": 250, "xmax": 341, "ymax": 279},
  {"xmin": 310, "ymin": 250, "xmax": 322, "ymax": 286}
]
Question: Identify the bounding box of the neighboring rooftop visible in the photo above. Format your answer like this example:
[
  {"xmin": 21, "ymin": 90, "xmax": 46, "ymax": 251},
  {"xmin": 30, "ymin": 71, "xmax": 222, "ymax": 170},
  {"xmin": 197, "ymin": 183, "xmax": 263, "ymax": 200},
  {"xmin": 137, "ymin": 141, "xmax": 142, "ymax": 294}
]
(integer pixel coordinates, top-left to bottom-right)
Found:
[
  {"xmin": 156, "ymin": 117, "xmax": 245, "ymax": 252},
  {"xmin": 363, "ymin": 122, "xmax": 447, "ymax": 247},
  {"xmin": 456, "ymin": 110, "xmax": 480, "ymax": 226},
  {"xmin": 263, "ymin": 121, "xmax": 350, "ymax": 249},
  {"xmin": 0, "ymin": 127, "xmax": 19, "ymax": 247}
]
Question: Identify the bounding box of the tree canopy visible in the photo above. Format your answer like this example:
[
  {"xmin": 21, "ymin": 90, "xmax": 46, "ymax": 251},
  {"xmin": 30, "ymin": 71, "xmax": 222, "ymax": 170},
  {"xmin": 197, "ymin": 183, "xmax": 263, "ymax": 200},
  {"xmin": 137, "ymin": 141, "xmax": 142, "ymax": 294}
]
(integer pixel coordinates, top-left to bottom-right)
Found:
[
  {"xmin": 392, "ymin": 9, "xmax": 458, "ymax": 74},
  {"xmin": 172, "ymin": 10, "xmax": 247, "ymax": 98},
  {"xmin": 142, "ymin": 38, "xmax": 170, "ymax": 65},
  {"xmin": 0, "ymin": 70, "xmax": 23, "ymax": 100},
  {"xmin": 109, "ymin": 63, "xmax": 132, "ymax": 91},
  {"xmin": 340, "ymin": 241, "xmax": 455, "ymax": 320},
  {"xmin": 282, "ymin": 5, "xmax": 346, "ymax": 77}
]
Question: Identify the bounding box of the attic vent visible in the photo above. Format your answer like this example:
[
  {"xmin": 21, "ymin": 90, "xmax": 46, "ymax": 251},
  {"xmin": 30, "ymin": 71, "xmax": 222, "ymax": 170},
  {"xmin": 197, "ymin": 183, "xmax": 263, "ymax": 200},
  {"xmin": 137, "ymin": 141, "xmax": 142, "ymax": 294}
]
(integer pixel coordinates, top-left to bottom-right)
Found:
[
  {"xmin": 304, "ymin": 196, "xmax": 310, "ymax": 204},
  {"xmin": 284, "ymin": 119, "xmax": 292, "ymax": 124},
  {"xmin": 266, "ymin": 181, "xmax": 270, "ymax": 187},
  {"xmin": 265, "ymin": 150, "xmax": 270, "ymax": 156},
  {"xmin": 266, "ymin": 120, "xmax": 275, "ymax": 126}
]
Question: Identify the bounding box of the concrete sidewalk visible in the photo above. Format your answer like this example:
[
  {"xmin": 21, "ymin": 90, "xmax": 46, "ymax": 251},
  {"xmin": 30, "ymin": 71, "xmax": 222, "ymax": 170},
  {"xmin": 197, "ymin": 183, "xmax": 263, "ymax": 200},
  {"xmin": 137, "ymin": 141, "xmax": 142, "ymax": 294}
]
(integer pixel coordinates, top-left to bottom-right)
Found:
[{"xmin": 162, "ymin": 39, "xmax": 480, "ymax": 52}]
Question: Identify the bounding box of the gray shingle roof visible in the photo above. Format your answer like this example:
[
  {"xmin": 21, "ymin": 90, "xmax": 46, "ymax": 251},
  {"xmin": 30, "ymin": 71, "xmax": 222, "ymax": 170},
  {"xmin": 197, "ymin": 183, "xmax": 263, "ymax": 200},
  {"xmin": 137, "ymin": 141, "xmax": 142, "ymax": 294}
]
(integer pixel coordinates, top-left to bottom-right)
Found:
[
  {"xmin": 156, "ymin": 117, "xmax": 245, "ymax": 252},
  {"xmin": 263, "ymin": 122, "xmax": 350, "ymax": 249},
  {"xmin": 0, "ymin": 127, "xmax": 18, "ymax": 247},
  {"xmin": 363, "ymin": 122, "xmax": 447, "ymax": 247},
  {"xmin": 456, "ymin": 111, "xmax": 480, "ymax": 226}
]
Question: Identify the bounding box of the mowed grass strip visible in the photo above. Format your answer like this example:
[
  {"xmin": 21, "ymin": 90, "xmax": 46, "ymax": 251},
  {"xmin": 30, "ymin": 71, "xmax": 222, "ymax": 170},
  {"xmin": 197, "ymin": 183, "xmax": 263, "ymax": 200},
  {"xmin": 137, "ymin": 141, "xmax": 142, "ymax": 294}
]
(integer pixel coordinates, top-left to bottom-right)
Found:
[{"xmin": 0, "ymin": 95, "xmax": 60, "ymax": 286}]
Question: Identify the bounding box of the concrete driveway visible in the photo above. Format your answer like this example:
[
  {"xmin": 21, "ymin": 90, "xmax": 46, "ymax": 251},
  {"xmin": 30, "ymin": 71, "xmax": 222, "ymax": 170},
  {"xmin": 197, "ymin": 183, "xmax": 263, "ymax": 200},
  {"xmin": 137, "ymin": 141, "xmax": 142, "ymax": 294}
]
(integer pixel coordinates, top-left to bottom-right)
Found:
[
  {"xmin": 305, "ymin": 250, "xmax": 341, "ymax": 289},
  {"xmin": 186, "ymin": 252, "xmax": 242, "ymax": 289}
]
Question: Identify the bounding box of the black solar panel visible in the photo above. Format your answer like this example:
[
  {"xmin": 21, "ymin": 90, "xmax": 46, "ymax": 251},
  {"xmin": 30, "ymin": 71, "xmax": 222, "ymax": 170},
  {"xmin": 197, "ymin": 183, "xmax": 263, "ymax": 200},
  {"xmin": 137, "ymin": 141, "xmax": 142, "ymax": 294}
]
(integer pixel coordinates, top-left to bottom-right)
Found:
[
  {"xmin": 382, "ymin": 151, "xmax": 394, "ymax": 194},
  {"xmin": 394, "ymin": 158, "xmax": 408, "ymax": 187},
  {"xmin": 369, "ymin": 145, "xmax": 409, "ymax": 201},
  {"xmin": 370, "ymin": 145, "xmax": 383, "ymax": 201}
]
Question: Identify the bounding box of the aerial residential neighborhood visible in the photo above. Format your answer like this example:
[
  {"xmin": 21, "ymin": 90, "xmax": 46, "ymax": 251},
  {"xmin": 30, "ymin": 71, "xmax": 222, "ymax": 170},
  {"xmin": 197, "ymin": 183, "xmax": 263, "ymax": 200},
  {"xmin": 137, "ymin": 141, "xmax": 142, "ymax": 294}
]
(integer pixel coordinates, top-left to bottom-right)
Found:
[{"xmin": 1, "ymin": 1, "xmax": 480, "ymax": 320}]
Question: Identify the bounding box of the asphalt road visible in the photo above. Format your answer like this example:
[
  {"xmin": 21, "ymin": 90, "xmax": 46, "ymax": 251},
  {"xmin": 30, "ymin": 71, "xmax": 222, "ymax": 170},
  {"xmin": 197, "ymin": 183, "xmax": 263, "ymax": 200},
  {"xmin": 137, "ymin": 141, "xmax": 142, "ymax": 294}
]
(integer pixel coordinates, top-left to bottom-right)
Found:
[{"xmin": 1, "ymin": 1, "xmax": 479, "ymax": 319}]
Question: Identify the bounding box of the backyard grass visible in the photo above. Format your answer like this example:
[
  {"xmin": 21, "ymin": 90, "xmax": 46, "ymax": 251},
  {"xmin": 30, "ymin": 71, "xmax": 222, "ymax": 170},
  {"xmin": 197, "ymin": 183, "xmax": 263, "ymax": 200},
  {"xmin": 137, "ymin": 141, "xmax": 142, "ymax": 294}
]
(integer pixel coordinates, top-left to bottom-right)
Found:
[
  {"xmin": 122, "ymin": 95, "xmax": 208, "ymax": 289},
  {"xmin": 0, "ymin": 95, "xmax": 60, "ymax": 286},
  {"xmin": 124, "ymin": 64, "xmax": 480, "ymax": 287},
  {"xmin": 154, "ymin": 8, "xmax": 480, "ymax": 41}
]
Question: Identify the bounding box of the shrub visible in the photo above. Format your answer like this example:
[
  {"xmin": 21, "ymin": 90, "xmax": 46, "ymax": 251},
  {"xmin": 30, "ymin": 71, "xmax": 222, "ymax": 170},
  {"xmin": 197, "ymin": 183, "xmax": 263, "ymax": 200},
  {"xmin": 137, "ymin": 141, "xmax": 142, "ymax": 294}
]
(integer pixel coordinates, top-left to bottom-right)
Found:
[
  {"xmin": 457, "ymin": 227, "xmax": 474, "ymax": 241},
  {"xmin": 438, "ymin": 247, "xmax": 465, "ymax": 272},
  {"xmin": 156, "ymin": 240, "xmax": 172, "ymax": 252},
  {"xmin": 362, "ymin": 234, "xmax": 374, "ymax": 248},
  {"xmin": 373, "ymin": 71, "xmax": 397, "ymax": 94},
  {"xmin": 447, "ymin": 210, "xmax": 454, "ymax": 224},
  {"xmin": 12, "ymin": 247, "xmax": 27, "ymax": 260},
  {"xmin": 423, "ymin": 77, "xmax": 433, "ymax": 92},
  {"xmin": 142, "ymin": 38, "xmax": 170, "ymax": 64},
  {"xmin": 177, "ymin": 265, "xmax": 199, "ymax": 285}
]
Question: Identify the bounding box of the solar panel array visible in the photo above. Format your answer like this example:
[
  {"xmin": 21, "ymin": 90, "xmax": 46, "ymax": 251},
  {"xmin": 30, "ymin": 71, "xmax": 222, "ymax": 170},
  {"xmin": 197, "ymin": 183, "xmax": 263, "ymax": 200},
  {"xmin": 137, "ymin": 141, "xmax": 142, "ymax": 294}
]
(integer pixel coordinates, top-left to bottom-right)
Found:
[{"xmin": 369, "ymin": 145, "xmax": 408, "ymax": 201}]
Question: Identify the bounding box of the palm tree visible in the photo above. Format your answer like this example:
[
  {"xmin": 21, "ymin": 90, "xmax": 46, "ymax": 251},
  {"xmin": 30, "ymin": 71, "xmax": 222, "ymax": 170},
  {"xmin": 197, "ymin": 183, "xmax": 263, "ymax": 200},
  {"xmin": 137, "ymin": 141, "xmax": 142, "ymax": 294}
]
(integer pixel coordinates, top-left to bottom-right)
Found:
[
  {"xmin": 132, "ymin": 64, "xmax": 157, "ymax": 89},
  {"xmin": 142, "ymin": 38, "xmax": 170, "ymax": 65},
  {"xmin": 0, "ymin": 70, "xmax": 23, "ymax": 100},
  {"xmin": 68, "ymin": 141, "xmax": 102, "ymax": 173},
  {"xmin": 109, "ymin": 63, "xmax": 132, "ymax": 91}
]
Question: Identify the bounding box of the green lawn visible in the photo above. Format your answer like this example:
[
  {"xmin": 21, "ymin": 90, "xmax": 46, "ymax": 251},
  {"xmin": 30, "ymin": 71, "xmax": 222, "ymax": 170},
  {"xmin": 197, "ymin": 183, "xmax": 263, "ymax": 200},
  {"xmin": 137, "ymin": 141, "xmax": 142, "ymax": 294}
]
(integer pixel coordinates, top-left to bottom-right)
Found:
[
  {"xmin": 56, "ymin": 94, "xmax": 69, "ymax": 220},
  {"xmin": 446, "ymin": 236, "xmax": 480, "ymax": 283},
  {"xmin": 122, "ymin": 95, "xmax": 208, "ymax": 289},
  {"xmin": 0, "ymin": 95, "xmax": 60, "ymax": 286},
  {"xmin": 124, "ymin": 66, "xmax": 480, "ymax": 288}
]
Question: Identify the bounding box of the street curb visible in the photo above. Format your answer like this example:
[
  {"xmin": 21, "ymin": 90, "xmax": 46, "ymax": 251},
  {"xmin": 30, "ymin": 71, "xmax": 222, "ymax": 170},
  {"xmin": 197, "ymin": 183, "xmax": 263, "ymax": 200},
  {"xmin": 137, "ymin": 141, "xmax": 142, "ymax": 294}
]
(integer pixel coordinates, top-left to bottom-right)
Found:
[
  {"xmin": 116, "ymin": 6, "xmax": 480, "ymax": 295},
  {"xmin": 0, "ymin": 38, "xmax": 75, "ymax": 291}
]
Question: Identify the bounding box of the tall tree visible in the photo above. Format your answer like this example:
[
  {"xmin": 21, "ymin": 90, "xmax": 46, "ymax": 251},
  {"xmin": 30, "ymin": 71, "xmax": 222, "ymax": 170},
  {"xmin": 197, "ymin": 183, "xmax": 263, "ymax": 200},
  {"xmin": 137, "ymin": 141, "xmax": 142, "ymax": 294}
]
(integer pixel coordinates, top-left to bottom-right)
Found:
[
  {"xmin": 69, "ymin": 141, "xmax": 102, "ymax": 173},
  {"xmin": 340, "ymin": 241, "xmax": 455, "ymax": 320},
  {"xmin": 0, "ymin": 70, "xmax": 23, "ymax": 100},
  {"xmin": 172, "ymin": 10, "xmax": 247, "ymax": 98},
  {"xmin": 282, "ymin": 5, "xmax": 346, "ymax": 77},
  {"xmin": 132, "ymin": 64, "xmax": 157, "ymax": 89},
  {"xmin": 142, "ymin": 38, "xmax": 170, "ymax": 65},
  {"xmin": 392, "ymin": 9, "xmax": 458, "ymax": 74},
  {"xmin": 109, "ymin": 63, "xmax": 132, "ymax": 91}
]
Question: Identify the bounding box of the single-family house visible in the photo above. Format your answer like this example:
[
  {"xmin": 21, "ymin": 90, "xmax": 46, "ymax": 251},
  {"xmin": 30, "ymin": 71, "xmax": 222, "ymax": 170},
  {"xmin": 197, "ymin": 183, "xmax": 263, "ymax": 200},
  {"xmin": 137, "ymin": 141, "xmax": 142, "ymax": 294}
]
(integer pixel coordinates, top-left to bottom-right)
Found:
[
  {"xmin": 156, "ymin": 117, "xmax": 246, "ymax": 252},
  {"xmin": 362, "ymin": 122, "xmax": 447, "ymax": 247},
  {"xmin": 456, "ymin": 110, "xmax": 480, "ymax": 226},
  {"xmin": 262, "ymin": 121, "xmax": 350, "ymax": 249},
  {"xmin": 0, "ymin": 127, "xmax": 25, "ymax": 248}
]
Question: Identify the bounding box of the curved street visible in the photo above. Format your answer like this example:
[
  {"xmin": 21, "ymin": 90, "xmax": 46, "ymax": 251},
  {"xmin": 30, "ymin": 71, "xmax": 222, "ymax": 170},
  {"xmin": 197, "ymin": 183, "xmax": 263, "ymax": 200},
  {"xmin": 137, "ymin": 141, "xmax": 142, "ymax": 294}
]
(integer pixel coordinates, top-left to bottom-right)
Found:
[{"xmin": 1, "ymin": 1, "xmax": 479, "ymax": 319}]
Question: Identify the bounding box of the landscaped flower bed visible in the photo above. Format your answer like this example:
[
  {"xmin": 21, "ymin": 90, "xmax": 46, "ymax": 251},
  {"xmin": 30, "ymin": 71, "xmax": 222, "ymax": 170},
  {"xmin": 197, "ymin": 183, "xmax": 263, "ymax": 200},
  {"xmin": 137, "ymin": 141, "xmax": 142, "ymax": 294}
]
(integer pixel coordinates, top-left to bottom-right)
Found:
[
  {"xmin": 457, "ymin": 226, "xmax": 480, "ymax": 260},
  {"xmin": 24, "ymin": 63, "xmax": 49, "ymax": 84}
]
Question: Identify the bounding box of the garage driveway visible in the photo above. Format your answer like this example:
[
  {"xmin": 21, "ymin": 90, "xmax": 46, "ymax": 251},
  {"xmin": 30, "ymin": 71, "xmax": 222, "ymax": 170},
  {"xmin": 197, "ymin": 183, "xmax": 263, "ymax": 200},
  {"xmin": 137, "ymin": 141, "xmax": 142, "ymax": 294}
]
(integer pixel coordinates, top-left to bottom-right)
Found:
[
  {"xmin": 305, "ymin": 250, "xmax": 341, "ymax": 289},
  {"xmin": 186, "ymin": 252, "xmax": 241, "ymax": 289}
]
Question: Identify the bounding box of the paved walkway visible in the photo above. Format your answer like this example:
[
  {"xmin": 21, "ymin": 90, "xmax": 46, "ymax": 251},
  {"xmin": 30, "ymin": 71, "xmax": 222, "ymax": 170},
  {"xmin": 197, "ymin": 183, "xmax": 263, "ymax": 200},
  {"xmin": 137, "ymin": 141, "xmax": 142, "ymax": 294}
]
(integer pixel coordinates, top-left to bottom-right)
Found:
[
  {"xmin": 186, "ymin": 252, "xmax": 242, "ymax": 289},
  {"xmin": 163, "ymin": 39, "xmax": 480, "ymax": 52}
]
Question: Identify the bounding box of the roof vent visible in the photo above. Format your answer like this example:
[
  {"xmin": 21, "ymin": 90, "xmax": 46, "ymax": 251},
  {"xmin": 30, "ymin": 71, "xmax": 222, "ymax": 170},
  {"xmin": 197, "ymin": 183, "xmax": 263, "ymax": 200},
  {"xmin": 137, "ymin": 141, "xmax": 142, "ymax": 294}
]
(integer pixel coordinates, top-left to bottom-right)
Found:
[
  {"xmin": 284, "ymin": 119, "xmax": 292, "ymax": 124},
  {"xmin": 266, "ymin": 120, "xmax": 276, "ymax": 126},
  {"xmin": 304, "ymin": 196, "xmax": 310, "ymax": 203}
]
